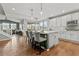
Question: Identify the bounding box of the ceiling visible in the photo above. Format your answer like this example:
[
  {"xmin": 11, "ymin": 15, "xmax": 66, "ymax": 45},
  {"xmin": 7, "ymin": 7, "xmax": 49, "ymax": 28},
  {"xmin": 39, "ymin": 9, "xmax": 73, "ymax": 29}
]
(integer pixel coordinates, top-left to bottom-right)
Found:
[{"xmin": 1, "ymin": 3, "xmax": 79, "ymax": 23}]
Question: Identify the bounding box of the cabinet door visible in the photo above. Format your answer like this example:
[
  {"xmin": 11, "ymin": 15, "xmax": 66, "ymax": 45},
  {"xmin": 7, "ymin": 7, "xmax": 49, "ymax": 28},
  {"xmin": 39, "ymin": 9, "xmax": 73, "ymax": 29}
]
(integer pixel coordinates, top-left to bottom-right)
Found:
[{"xmin": 47, "ymin": 33, "xmax": 59, "ymax": 48}]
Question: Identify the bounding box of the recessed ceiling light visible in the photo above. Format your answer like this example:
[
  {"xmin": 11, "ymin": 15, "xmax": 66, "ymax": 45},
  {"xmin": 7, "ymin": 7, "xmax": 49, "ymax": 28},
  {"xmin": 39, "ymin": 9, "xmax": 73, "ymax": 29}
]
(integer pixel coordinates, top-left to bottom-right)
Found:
[
  {"xmin": 12, "ymin": 8, "xmax": 16, "ymax": 10},
  {"xmin": 62, "ymin": 10, "xmax": 65, "ymax": 13}
]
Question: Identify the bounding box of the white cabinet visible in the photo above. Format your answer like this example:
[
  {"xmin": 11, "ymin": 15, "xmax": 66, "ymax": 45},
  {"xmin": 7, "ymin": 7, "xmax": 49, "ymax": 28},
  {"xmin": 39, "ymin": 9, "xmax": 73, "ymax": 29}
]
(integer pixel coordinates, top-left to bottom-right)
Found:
[{"xmin": 47, "ymin": 32, "xmax": 59, "ymax": 48}]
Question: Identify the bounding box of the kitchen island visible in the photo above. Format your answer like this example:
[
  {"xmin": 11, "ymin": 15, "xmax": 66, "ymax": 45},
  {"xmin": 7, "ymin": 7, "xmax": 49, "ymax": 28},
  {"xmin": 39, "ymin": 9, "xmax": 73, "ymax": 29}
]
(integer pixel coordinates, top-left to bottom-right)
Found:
[{"xmin": 33, "ymin": 31, "xmax": 59, "ymax": 49}]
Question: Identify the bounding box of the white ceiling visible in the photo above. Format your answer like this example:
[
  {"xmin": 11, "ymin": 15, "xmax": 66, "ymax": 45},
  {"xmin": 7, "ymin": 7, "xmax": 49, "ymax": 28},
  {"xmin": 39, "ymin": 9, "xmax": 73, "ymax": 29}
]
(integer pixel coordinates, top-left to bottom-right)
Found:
[{"xmin": 1, "ymin": 3, "xmax": 79, "ymax": 22}]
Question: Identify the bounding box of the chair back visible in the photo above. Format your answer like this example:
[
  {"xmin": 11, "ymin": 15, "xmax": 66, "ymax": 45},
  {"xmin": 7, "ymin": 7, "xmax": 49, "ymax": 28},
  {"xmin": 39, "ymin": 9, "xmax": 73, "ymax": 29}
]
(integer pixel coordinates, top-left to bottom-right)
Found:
[
  {"xmin": 29, "ymin": 31, "xmax": 33, "ymax": 39},
  {"xmin": 34, "ymin": 32, "xmax": 40, "ymax": 41},
  {"xmin": 26, "ymin": 31, "xmax": 30, "ymax": 39}
]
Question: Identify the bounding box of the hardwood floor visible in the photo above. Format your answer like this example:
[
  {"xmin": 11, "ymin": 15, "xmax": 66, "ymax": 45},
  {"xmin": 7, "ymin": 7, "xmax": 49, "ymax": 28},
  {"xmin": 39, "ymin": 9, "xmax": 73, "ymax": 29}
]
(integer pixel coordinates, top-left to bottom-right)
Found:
[
  {"xmin": 41, "ymin": 41, "xmax": 79, "ymax": 56},
  {"xmin": 0, "ymin": 35, "xmax": 79, "ymax": 56}
]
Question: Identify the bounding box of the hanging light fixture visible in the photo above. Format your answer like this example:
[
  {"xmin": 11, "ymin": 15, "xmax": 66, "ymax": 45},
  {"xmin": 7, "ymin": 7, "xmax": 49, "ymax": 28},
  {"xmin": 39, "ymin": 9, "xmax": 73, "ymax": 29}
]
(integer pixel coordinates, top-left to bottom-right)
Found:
[
  {"xmin": 40, "ymin": 3, "xmax": 45, "ymax": 32},
  {"xmin": 40, "ymin": 3, "xmax": 43, "ymax": 16},
  {"xmin": 30, "ymin": 8, "xmax": 34, "ymax": 20}
]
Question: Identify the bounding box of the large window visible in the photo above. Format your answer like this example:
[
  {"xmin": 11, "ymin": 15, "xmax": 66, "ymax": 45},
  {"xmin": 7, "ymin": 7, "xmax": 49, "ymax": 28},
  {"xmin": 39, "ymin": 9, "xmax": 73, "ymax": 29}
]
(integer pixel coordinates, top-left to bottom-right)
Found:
[
  {"xmin": 40, "ymin": 21, "xmax": 48, "ymax": 27},
  {"xmin": 11, "ymin": 24, "xmax": 16, "ymax": 30},
  {"xmin": 39, "ymin": 20, "xmax": 48, "ymax": 31},
  {"xmin": 2, "ymin": 23, "xmax": 17, "ymax": 30},
  {"xmin": 2, "ymin": 23, "xmax": 9, "ymax": 30},
  {"xmin": 44, "ymin": 21, "xmax": 48, "ymax": 27},
  {"xmin": 40, "ymin": 21, "xmax": 43, "ymax": 27}
]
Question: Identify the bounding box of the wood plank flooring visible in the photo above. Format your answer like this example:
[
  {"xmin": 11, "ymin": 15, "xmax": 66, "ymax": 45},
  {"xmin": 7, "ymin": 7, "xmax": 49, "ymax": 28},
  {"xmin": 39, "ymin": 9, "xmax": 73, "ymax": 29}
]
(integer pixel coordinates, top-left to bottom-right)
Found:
[{"xmin": 0, "ymin": 35, "xmax": 79, "ymax": 56}]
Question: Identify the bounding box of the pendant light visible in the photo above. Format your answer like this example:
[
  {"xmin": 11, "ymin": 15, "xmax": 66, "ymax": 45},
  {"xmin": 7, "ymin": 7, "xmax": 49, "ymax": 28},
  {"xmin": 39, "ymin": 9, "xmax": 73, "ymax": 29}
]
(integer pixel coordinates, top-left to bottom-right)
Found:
[
  {"xmin": 40, "ymin": 3, "xmax": 43, "ymax": 16},
  {"xmin": 30, "ymin": 8, "xmax": 34, "ymax": 20},
  {"xmin": 40, "ymin": 3, "xmax": 45, "ymax": 32}
]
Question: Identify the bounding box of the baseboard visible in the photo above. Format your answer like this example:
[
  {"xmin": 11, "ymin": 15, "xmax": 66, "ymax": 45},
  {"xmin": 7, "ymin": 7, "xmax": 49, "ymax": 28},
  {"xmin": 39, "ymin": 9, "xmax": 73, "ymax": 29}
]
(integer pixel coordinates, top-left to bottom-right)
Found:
[{"xmin": 59, "ymin": 38, "xmax": 79, "ymax": 45}]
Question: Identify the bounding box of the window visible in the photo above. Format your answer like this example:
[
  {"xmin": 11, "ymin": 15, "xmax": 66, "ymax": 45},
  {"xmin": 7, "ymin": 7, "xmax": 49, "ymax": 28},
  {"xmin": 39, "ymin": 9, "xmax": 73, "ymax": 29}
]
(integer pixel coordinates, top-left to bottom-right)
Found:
[
  {"xmin": 39, "ymin": 21, "xmax": 48, "ymax": 27},
  {"xmin": 40, "ymin": 21, "xmax": 43, "ymax": 27},
  {"xmin": 39, "ymin": 20, "xmax": 48, "ymax": 31},
  {"xmin": 2, "ymin": 23, "xmax": 9, "ymax": 30},
  {"xmin": 44, "ymin": 21, "xmax": 48, "ymax": 27},
  {"xmin": 11, "ymin": 24, "xmax": 16, "ymax": 30}
]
